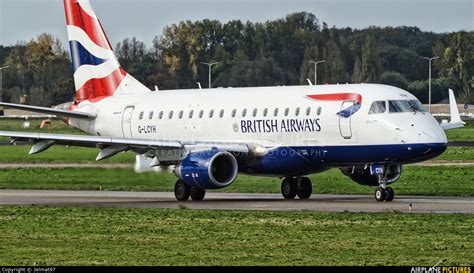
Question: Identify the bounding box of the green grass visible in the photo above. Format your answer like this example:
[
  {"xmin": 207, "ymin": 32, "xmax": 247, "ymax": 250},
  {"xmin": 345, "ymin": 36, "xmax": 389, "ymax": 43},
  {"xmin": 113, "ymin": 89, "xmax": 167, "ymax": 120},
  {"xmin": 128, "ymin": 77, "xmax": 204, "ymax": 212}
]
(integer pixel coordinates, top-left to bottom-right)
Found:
[
  {"xmin": 0, "ymin": 166, "xmax": 472, "ymax": 196},
  {"xmin": 0, "ymin": 145, "xmax": 472, "ymax": 164},
  {"xmin": 0, "ymin": 145, "xmax": 135, "ymax": 163},
  {"xmin": 0, "ymin": 119, "xmax": 83, "ymax": 135},
  {"xmin": 436, "ymin": 146, "xmax": 474, "ymax": 161},
  {"xmin": 445, "ymin": 120, "xmax": 474, "ymax": 142},
  {"xmin": 0, "ymin": 207, "xmax": 471, "ymax": 266}
]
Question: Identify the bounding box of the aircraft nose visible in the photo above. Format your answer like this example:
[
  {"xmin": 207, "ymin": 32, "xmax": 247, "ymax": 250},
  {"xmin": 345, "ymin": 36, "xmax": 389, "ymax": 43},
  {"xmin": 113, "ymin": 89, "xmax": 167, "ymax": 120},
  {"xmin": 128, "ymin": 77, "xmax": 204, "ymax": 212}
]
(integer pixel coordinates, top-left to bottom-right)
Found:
[
  {"xmin": 414, "ymin": 114, "xmax": 448, "ymax": 145},
  {"xmin": 418, "ymin": 127, "xmax": 447, "ymax": 144}
]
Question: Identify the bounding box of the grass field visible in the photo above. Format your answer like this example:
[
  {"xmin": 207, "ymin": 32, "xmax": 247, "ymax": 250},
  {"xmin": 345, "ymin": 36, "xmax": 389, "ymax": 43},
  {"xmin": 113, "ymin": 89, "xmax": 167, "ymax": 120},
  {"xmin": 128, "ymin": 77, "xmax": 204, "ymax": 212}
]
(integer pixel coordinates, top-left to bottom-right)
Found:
[
  {"xmin": 445, "ymin": 120, "xmax": 474, "ymax": 141},
  {"xmin": 0, "ymin": 207, "xmax": 471, "ymax": 266},
  {"xmin": 0, "ymin": 144, "xmax": 472, "ymax": 164},
  {"xmin": 0, "ymin": 145, "xmax": 135, "ymax": 163},
  {"xmin": 0, "ymin": 166, "xmax": 472, "ymax": 196}
]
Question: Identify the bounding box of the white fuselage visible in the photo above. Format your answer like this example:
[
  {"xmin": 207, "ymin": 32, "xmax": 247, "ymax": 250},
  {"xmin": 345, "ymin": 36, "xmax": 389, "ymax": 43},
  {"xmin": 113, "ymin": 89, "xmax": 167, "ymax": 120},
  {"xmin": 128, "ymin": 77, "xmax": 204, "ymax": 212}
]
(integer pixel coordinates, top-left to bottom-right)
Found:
[{"xmin": 70, "ymin": 83, "xmax": 447, "ymax": 174}]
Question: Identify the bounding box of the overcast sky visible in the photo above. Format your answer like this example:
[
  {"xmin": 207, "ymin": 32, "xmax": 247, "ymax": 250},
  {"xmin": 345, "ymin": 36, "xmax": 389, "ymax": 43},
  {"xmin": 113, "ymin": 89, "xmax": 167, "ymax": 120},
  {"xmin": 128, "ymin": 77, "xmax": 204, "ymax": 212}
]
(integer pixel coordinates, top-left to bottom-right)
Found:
[{"xmin": 0, "ymin": 0, "xmax": 473, "ymax": 47}]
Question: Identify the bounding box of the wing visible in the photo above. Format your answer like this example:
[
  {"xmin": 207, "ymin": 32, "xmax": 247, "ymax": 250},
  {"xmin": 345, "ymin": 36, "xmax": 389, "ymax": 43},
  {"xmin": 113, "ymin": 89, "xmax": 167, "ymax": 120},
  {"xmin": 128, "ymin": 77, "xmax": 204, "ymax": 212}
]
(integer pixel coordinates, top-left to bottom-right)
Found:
[
  {"xmin": 0, "ymin": 102, "xmax": 96, "ymax": 120},
  {"xmin": 0, "ymin": 131, "xmax": 256, "ymax": 164}
]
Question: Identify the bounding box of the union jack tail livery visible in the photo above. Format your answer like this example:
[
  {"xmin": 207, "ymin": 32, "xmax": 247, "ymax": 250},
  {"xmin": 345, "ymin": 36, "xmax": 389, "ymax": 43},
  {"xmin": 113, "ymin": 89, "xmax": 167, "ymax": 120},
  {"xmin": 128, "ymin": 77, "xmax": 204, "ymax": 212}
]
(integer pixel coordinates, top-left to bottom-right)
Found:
[{"xmin": 64, "ymin": 0, "xmax": 149, "ymax": 102}]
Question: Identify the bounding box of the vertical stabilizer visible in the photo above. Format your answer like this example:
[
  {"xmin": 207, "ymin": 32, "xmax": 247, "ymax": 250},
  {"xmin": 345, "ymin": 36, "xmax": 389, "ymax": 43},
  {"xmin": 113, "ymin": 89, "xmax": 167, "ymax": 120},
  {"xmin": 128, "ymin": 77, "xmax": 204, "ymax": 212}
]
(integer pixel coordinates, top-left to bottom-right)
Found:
[{"xmin": 64, "ymin": 0, "xmax": 149, "ymax": 102}]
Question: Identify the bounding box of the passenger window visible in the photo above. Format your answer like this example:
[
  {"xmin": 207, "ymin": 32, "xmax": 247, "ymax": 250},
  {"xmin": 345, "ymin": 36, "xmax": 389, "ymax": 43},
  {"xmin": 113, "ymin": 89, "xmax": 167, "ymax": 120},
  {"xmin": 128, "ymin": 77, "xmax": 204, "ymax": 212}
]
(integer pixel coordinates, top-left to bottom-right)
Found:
[
  {"xmin": 209, "ymin": 110, "xmax": 214, "ymax": 118},
  {"xmin": 253, "ymin": 108, "xmax": 258, "ymax": 117},
  {"xmin": 274, "ymin": 108, "xmax": 279, "ymax": 117},
  {"xmin": 199, "ymin": 110, "xmax": 204, "ymax": 118},
  {"xmin": 317, "ymin": 107, "xmax": 322, "ymax": 116},
  {"xmin": 369, "ymin": 101, "xmax": 386, "ymax": 114},
  {"xmin": 232, "ymin": 109, "xmax": 237, "ymax": 118},
  {"xmin": 306, "ymin": 107, "xmax": 311, "ymax": 116},
  {"xmin": 242, "ymin": 109, "xmax": 247, "ymax": 118},
  {"xmin": 168, "ymin": 111, "xmax": 174, "ymax": 119},
  {"xmin": 219, "ymin": 109, "xmax": 224, "ymax": 118},
  {"xmin": 263, "ymin": 108, "xmax": 268, "ymax": 117},
  {"xmin": 158, "ymin": 111, "xmax": 163, "ymax": 119},
  {"xmin": 284, "ymin": 108, "xmax": 289, "ymax": 116},
  {"xmin": 178, "ymin": 110, "xmax": 183, "ymax": 119},
  {"xmin": 139, "ymin": 112, "xmax": 144, "ymax": 120},
  {"xmin": 149, "ymin": 111, "xmax": 154, "ymax": 120},
  {"xmin": 295, "ymin": 107, "xmax": 300, "ymax": 116},
  {"xmin": 189, "ymin": 110, "xmax": 194, "ymax": 119}
]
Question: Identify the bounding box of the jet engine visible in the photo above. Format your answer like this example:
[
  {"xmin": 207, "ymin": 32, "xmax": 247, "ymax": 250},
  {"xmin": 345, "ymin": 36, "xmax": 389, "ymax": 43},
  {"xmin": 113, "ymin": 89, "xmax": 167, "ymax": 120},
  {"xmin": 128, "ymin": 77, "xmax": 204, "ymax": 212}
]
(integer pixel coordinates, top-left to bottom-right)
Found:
[
  {"xmin": 340, "ymin": 165, "xmax": 402, "ymax": 186},
  {"xmin": 174, "ymin": 149, "xmax": 238, "ymax": 189}
]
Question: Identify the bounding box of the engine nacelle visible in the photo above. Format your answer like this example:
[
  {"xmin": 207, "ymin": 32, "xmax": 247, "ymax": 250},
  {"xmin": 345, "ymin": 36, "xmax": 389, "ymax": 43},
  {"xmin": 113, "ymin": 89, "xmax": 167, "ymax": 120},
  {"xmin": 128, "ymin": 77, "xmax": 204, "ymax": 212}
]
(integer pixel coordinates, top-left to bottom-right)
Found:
[
  {"xmin": 340, "ymin": 165, "xmax": 402, "ymax": 186},
  {"xmin": 174, "ymin": 149, "xmax": 238, "ymax": 189}
]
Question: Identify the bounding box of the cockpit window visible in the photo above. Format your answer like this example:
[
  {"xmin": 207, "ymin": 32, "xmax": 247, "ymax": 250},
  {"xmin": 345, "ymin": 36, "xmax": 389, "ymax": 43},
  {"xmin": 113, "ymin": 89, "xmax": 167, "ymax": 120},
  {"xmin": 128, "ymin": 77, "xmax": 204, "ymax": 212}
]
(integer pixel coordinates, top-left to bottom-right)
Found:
[
  {"xmin": 369, "ymin": 101, "xmax": 386, "ymax": 114},
  {"xmin": 389, "ymin": 100, "xmax": 427, "ymax": 113},
  {"xmin": 409, "ymin": 100, "xmax": 427, "ymax": 113}
]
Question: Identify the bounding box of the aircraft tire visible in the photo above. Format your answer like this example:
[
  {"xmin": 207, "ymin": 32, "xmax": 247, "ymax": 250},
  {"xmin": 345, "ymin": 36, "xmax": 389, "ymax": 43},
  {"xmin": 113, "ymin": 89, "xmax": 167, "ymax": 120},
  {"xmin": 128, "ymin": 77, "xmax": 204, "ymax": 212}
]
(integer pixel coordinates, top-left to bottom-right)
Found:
[
  {"xmin": 281, "ymin": 177, "xmax": 297, "ymax": 199},
  {"xmin": 190, "ymin": 188, "xmax": 206, "ymax": 201},
  {"xmin": 375, "ymin": 188, "xmax": 385, "ymax": 202},
  {"xmin": 297, "ymin": 177, "xmax": 312, "ymax": 199},
  {"xmin": 174, "ymin": 179, "xmax": 191, "ymax": 201},
  {"xmin": 384, "ymin": 187, "xmax": 394, "ymax": 201}
]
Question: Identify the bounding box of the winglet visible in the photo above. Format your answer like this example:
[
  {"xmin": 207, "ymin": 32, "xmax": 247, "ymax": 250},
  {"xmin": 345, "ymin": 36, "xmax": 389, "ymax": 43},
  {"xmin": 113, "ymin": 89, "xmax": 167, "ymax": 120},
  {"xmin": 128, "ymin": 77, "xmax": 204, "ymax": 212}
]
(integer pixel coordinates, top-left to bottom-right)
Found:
[
  {"xmin": 440, "ymin": 89, "xmax": 465, "ymax": 130},
  {"xmin": 448, "ymin": 89, "xmax": 464, "ymax": 124}
]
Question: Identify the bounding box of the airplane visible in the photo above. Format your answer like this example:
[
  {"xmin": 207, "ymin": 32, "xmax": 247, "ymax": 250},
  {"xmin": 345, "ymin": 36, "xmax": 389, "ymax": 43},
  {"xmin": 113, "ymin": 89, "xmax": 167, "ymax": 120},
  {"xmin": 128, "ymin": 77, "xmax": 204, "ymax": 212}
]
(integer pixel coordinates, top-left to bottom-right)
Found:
[{"xmin": 0, "ymin": 0, "xmax": 465, "ymax": 202}]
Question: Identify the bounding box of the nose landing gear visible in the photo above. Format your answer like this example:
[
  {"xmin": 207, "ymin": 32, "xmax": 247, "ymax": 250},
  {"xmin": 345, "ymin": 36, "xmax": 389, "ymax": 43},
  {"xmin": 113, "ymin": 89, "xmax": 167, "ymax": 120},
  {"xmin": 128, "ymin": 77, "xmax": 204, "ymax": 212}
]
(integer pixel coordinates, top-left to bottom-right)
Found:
[
  {"xmin": 375, "ymin": 186, "xmax": 394, "ymax": 202},
  {"xmin": 373, "ymin": 165, "xmax": 395, "ymax": 202}
]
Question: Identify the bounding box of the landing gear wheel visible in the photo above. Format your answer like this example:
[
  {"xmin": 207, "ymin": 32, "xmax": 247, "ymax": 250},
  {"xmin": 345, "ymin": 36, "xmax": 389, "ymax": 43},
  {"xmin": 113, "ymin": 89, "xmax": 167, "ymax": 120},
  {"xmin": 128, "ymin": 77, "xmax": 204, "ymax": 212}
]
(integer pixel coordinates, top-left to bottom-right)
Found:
[
  {"xmin": 297, "ymin": 177, "xmax": 312, "ymax": 199},
  {"xmin": 375, "ymin": 188, "xmax": 385, "ymax": 202},
  {"xmin": 281, "ymin": 177, "xmax": 297, "ymax": 199},
  {"xmin": 190, "ymin": 188, "xmax": 206, "ymax": 201},
  {"xmin": 384, "ymin": 187, "xmax": 394, "ymax": 202},
  {"xmin": 174, "ymin": 179, "xmax": 190, "ymax": 201}
]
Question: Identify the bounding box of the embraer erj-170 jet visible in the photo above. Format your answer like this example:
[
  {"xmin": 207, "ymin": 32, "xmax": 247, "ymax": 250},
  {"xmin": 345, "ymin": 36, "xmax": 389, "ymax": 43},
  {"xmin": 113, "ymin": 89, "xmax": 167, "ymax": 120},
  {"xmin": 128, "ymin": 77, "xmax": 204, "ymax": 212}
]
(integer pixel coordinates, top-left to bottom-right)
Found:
[{"xmin": 0, "ymin": 0, "xmax": 465, "ymax": 202}]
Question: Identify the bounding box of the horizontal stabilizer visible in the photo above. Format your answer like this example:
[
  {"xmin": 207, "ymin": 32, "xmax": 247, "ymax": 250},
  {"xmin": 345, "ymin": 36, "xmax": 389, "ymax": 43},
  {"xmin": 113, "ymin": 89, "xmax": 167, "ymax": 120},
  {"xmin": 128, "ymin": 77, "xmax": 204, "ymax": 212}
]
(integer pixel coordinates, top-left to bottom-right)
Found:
[{"xmin": 0, "ymin": 102, "xmax": 97, "ymax": 120}]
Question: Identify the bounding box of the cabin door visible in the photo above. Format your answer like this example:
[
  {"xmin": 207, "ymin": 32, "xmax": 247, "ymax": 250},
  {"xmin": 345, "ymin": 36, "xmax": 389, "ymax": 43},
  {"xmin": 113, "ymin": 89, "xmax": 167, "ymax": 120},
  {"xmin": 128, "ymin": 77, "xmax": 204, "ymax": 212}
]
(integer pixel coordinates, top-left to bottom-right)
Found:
[{"xmin": 339, "ymin": 100, "xmax": 354, "ymax": 139}]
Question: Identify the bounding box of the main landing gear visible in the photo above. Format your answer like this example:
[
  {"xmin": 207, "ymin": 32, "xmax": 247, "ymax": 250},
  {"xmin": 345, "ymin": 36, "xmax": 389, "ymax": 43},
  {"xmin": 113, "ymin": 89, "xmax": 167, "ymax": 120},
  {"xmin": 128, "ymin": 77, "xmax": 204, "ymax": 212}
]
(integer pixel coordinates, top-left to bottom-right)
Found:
[
  {"xmin": 281, "ymin": 177, "xmax": 312, "ymax": 200},
  {"xmin": 174, "ymin": 179, "xmax": 206, "ymax": 201},
  {"xmin": 374, "ymin": 168, "xmax": 395, "ymax": 202}
]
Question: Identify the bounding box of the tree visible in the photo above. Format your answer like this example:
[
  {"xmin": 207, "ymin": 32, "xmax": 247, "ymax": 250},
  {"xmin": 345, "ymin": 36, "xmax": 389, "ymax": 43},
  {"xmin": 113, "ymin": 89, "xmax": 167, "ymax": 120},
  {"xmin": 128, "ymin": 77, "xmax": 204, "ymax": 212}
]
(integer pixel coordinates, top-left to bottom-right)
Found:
[
  {"xmin": 360, "ymin": 34, "xmax": 379, "ymax": 83},
  {"xmin": 324, "ymin": 40, "xmax": 346, "ymax": 84},
  {"xmin": 379, "ymin": 71, "xmax": 408, "ymax": 90}
]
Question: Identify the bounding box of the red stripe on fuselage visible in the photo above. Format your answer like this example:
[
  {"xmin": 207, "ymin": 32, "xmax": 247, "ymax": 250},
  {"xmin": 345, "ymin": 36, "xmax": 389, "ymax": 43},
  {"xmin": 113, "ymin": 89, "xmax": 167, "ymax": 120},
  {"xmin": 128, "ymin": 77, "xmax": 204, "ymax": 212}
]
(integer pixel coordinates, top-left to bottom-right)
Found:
[
  {"xmin": 75, "ymin": 68, "xmax": 126, "ymax": 102},
  {"xmin": 307, "ymin": 93, "xmax": 362, "ymax": 104},
  {"xmin": 64, "ymin": 0, "xmax": 113, "ymax": 50}
]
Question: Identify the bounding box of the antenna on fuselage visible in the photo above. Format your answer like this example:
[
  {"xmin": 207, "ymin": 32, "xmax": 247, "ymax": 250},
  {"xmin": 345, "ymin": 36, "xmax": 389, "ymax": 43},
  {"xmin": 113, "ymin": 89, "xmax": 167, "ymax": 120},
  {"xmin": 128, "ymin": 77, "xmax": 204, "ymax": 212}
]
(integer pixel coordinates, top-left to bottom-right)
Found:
[
  {"xmin": 154, "ymin": 86, "xmax": 159, "ymax": 92},
  {"xmin": 306, "ymin": 79, "xmax": 313, "ymax": 86},
  {"xmin": 196, "ymin": 82, "xmax": 202, "ymax": 90}
]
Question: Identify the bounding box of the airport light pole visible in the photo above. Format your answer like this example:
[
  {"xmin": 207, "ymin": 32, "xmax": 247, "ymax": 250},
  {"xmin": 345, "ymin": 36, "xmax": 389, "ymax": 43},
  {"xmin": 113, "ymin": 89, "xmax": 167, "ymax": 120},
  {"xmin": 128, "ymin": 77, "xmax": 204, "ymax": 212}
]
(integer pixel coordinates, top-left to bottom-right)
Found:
[
  {"xmin": 202, "ymin": 62, "xmax": 219, "ymax": 89},
  {"xmin": 421, "ymin": 56, "xmax": 438, "ymax": 112},
  {"xmin": 308, "ymin": 60, "xmax": 325, "ymax": 85},
  {"xmin": 0, "ymin": 66, "xmax": 9, "ymax": 102}
]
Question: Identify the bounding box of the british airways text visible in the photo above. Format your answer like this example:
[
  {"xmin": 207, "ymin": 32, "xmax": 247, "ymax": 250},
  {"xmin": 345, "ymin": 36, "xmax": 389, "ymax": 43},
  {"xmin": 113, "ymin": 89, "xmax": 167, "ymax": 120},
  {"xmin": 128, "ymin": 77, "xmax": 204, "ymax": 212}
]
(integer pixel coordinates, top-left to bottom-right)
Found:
[{"xmin": 240, "ymin": 119, "xmax": 321, "ymax": 133}]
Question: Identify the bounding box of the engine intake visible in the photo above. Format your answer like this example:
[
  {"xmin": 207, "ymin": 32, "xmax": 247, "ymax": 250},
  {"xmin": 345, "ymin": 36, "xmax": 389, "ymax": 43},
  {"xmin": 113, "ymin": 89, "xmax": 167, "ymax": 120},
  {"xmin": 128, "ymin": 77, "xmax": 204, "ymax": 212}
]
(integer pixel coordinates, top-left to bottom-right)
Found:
[
  {"xmin": 174, "ymin": 149, "xmax": 238, "ymax": 189},
  {"xmin": 340, "ymin": 165, "xmax": 402, "ymax": 186}
]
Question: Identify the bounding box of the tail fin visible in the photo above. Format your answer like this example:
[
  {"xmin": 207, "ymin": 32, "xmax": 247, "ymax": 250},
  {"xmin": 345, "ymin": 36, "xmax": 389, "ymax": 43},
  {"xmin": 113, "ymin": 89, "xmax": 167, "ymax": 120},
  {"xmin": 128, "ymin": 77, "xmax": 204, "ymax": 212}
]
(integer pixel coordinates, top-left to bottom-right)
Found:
[{"xmin": 64, "ymin": 0, "xmax": 149, "ymax": 102}]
